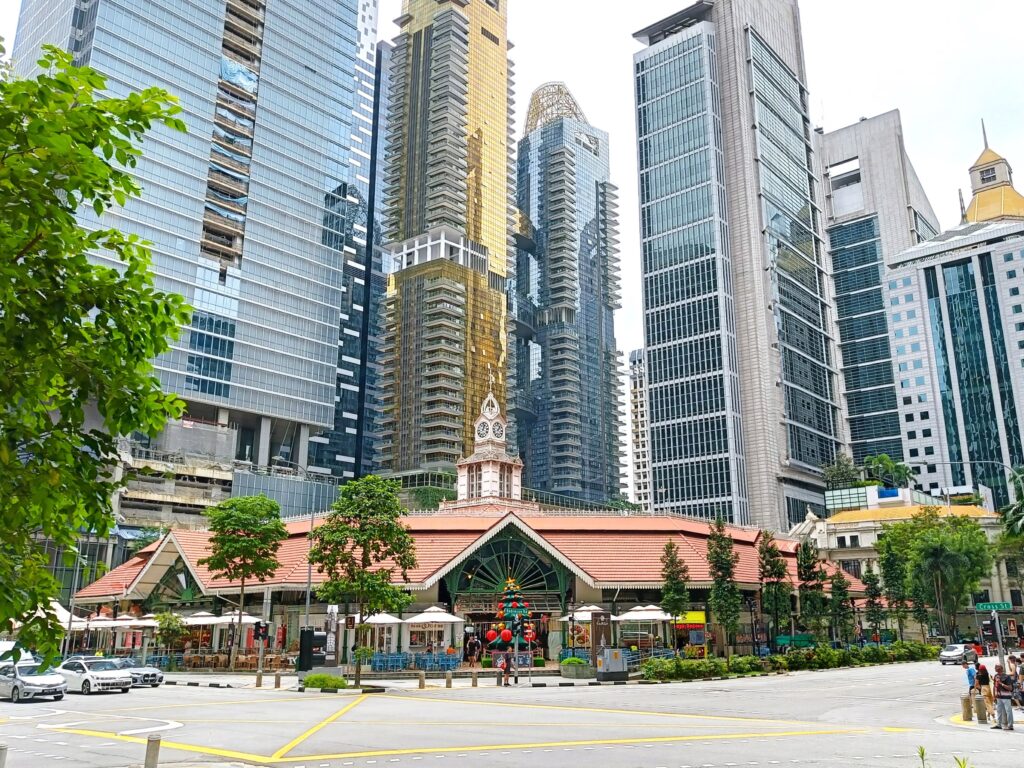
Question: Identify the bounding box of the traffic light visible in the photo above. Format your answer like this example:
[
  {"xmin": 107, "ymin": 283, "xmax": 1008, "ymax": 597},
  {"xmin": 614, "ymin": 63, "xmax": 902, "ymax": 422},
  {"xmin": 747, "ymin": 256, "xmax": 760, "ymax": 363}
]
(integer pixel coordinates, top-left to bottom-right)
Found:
[
  {"xmin": 511, "ymin": 615, "xmax": 523, "ymax": 636},
  {"xmin": 982, "ymin": 620, "xmax": 995, "ymax": 639},
  {"xmin": 254, "ymin": 621, "xmax": 269, "ymax": 641}
]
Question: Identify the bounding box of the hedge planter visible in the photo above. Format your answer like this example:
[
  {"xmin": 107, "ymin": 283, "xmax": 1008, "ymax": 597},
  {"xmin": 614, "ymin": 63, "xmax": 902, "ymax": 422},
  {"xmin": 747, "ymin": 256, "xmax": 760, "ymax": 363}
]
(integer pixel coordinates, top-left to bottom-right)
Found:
[{"xmin": 561, "ymin": 663, "xmax": 596, "ymax": 679}]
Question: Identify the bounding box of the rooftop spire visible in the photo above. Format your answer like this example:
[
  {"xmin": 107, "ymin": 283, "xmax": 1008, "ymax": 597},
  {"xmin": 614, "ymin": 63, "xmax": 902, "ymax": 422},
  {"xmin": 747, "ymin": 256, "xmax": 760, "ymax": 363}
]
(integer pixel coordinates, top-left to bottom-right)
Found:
[
  {"xmin": 982, "ymin": 118, "xmax": 989, "ymax": 149},
  {"xmin": 524, "ymin": 82, "xmax": 588, "ymax": 134}
]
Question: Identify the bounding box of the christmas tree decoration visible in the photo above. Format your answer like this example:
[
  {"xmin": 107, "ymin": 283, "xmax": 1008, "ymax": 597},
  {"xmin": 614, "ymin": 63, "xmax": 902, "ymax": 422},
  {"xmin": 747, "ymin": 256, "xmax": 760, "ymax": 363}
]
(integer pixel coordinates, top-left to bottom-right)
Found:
[{"xmin": 486, "ymin": 577, "xmax": 533, "ymax": 651}]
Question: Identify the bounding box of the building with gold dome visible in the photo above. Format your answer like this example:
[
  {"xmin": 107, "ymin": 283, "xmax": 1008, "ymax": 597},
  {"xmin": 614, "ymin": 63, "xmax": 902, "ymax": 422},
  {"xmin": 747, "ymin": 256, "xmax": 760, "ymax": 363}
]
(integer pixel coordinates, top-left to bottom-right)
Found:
[{"xmin": 887, "ymin": 132, "xmax": 1024, "ymax": 506}]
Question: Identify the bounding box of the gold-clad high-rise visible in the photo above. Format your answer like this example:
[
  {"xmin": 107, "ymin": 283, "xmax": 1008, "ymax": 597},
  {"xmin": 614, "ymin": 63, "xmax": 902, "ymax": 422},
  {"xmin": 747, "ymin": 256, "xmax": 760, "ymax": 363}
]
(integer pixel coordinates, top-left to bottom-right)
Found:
[{"xmin": 379, "ymin": 0, "xmax": 515, "ymax": 475}]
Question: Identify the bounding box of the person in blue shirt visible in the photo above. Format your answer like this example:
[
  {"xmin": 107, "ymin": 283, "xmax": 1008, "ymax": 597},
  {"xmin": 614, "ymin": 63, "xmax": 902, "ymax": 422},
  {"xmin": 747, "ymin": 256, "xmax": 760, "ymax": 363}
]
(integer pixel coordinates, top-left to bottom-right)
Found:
[{"xmin": 964, "ymin": 661, "xmax": 977, "ymax": 694}]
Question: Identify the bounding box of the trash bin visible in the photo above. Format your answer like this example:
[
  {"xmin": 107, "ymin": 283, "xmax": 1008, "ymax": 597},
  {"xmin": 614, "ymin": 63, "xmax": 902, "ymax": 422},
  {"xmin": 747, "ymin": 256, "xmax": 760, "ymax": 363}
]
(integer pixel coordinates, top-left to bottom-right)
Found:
[
  {"xmin": 596, "ymin": 648, "xmax": 628, "ymax": 682},
  {"xmin": 973, "ymin": 694, "xmax": 988, "ymax": 724},
  {"xmin": 960, "ymin": 694, "xmax": 973, "ymax": 722}
]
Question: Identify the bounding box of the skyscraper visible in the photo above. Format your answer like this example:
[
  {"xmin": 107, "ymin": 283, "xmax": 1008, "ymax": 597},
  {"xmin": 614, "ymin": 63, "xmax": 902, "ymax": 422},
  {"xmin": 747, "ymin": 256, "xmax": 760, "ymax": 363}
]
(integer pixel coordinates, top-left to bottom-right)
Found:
[
  {"xmin": 633, "ymin": 1, "xmax": 840, "ymax": 530},
  {"xmin": 378, "ymin": 0, "xmax": 514, "ymax": 476},
  {"xmin": 887, "ymin": 138, "xmax": 1024, "ymax": 507},
  {"xmin": 514, "ymin": 83, "xmax": 623, "ymax": 504},
  {"xmin": 13, "ymin": 0, "xmax": 377, "ymax": 521},
  {"xmin": 629, "ymin": 349, "xmax": 653, "ymax": 511},
  {"xmin": 820, "ymin": 111, "xmax": 939, "ymax": 469}
]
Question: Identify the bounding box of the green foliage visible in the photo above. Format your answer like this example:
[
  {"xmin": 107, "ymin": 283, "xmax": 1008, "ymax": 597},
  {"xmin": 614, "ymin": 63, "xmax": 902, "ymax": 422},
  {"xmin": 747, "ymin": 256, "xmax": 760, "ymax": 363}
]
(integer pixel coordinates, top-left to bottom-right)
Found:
[
  {"xmin": 0, "ymin": 44, "xmax": 189, "ymax": 661},
  {"xmin": 707, "ymin": 518, "xmax": 741, "ymax": 660},
  {"xmin": 607, "ymin": 494, "xmax": 642, "ymax": 511},
  {"xmin": 154, "ymin": 611, "xmax": 187, "ymax": 650},
  {"xmin": 560, "ymin": 656, "xmax": 588, "ymax": 665},
  {"xmin": 481, "ymin": 657, "xmax": 493, "ymax": 668},
  {"xmin": 660, "ymin": 539, "xmax": 689, "ymax": 647},
  {"xmin": 309, "ymin": 475, "xmax": 417, "ymax": 686},
  {"xmin": 863, "ymin": 454, "xmax": 913, "ymax": 488},
  {"xmin": 640, "ymin": 656, "xmax": 730, "ymax": 681},
  {"xmin": 757, "ymin": 532, "xmax": 792, "ymax": 646},
  {"xmin": 303, "ymin": 673, "xmax": 349, "ymax": 689},
  {"xmin": 1002, "ymin": 468, "xmax": 1024, "ymax": 536},
  {"xmin": 353, "ymin": 646, "xmax": 374, "ymax": 664},
  {"xmin": 861, "ymin": 564, "xmax": 886, "ymax": 636},
  {"xmin": 796, "ymin": 541, "xmax": 828, "ymax": 639},
  {"xmin": 829, "ymin": 570, "xmax": 855, "ymax": 644},
  {"xmin": 199, "ymin": 495, "xmax": 287, "ymax": 669},
  {"xmin": 127, "ymin": 527, "xmax": 163, "ymax": 554},
  {"xmin": 821, "ymin": 452, "xmax": 860, "ymax": 489},
  {"xmin": 533, "ymin": 657, "xmax": 544, "ymax": 667},
  {"xmin": 409, "ymin": 486, "xmax": 456, "ymax": 510}
]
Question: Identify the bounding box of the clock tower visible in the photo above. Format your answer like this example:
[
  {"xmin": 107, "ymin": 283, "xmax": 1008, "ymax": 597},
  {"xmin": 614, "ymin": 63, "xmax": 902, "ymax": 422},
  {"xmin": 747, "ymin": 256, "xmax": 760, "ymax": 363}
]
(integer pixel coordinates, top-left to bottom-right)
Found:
[{"xmin": 455, "ymin": 391, "xmax": 523, "ymax": 501}]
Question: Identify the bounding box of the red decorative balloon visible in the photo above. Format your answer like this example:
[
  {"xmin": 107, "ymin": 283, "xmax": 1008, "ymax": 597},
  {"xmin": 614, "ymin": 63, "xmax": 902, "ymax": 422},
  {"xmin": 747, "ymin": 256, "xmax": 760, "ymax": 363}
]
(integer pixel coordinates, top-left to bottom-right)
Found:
[
  {"xmin": 500, "ymin": 629, "xmax": 513, "ymax": 643},
  {"xmin": 511, "ymin": 601, "xmax": 519, "ymax": 608},
  {"xmin": 523, "ymin": 602, "xmax": 530, "ymax": 608},
  {"xmin": 485, "ymin": 629, "xmax": 498, "ymax": 643}
]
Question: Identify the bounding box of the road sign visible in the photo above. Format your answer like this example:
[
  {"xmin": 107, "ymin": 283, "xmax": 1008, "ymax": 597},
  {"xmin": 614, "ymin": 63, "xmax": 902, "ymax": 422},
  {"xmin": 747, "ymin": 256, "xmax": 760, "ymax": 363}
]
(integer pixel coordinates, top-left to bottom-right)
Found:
[{"xmin": 975, "ymin": 602, "xmax": 1012, "ymax": 612}]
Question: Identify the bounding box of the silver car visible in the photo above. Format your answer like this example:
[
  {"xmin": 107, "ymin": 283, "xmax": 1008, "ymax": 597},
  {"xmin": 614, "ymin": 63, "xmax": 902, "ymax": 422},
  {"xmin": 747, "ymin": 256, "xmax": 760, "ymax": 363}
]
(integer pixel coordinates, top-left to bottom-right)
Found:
[
  {"xmin": 939, "ymin": 643, "xmax": 979, "ymax": 665},
  {"xmin": 56, "ymin": 658, "xmax": 132, "ymax": 694},
  {"xmin": 0, "ymin": 661, "xmax": 67, "ymax": 702},
  {"xmin": 111, "ymin": 657, "xmax": 164, "ymax": 687}
]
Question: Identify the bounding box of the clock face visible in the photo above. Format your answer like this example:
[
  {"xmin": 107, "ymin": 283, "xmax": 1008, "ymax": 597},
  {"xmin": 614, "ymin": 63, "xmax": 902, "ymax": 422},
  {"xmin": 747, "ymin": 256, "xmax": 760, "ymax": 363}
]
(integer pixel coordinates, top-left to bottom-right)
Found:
[
  {"xmin": 477, "ymin": 422, "xmax": 489, "ymax": 439},
  {"xmin": 492, "ymin": 422, "xmax": 504, "ymax": 439}
]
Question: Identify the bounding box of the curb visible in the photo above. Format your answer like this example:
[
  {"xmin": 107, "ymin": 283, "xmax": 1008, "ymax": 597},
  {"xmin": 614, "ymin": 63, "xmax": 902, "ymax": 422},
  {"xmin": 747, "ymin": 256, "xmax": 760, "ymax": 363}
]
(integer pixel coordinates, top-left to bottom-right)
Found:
[
  {"xmin": 297, "ymin": 686, "xmax": 387, "ymax": 695},
  {"xmin": 164, "ymin": 680, "xmax": 234, "ymax": 688}
]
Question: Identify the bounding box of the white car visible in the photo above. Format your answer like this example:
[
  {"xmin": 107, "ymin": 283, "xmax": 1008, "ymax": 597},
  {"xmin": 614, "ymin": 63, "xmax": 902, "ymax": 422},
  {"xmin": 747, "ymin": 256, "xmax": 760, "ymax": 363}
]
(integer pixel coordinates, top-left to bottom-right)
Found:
[
  {"xmin": 0, "ymin": 661, "xmax": 67, "ymax": 702},
  {"xmin": 56, "ymin": 658, "xmax": 133, "ymax": 694},
  {"xmin": 938, "ymin": 644, "xmax": 979, "ymax": 665}
]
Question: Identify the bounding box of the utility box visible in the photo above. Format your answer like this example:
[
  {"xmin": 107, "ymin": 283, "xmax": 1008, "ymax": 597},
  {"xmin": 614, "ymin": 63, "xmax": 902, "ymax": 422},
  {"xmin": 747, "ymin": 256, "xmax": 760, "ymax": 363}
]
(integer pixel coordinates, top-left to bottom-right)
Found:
[{"xmin": 596, "ymin": 648, "xmax": 628, "ymax": 682}]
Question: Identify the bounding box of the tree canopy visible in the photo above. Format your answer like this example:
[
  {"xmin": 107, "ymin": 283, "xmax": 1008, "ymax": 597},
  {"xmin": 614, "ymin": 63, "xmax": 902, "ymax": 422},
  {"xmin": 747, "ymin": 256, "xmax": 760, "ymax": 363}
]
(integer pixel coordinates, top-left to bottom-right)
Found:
[
  {"xmin": 0, "ymin": 44, "xmax": 188, "ymax": 660},
  {"xmin": 308, "ymin": 475, "xmax": 417, "ymax": 685},
  {"xmin": 796, "ymin": 540, "xmax": 828, "ymax": 639},
  {"xmin": 757, "ymin": 531, "xmax": 791, "ymax": 649},
  {"xmin": 660, "ymin": 540, "xmax": 690, "ymax": 649},
  {"xmin": 198, "ymin": 495, "xmax": 287, "ymax": 669},
  {"xmin": 821, "ymin": 453, "xmax": 860, "ymax": 489},
  {"xmin": 706, "ymin": 517, "xmax": 741, "ymax": 660},
  {"xmin": 861, "ymin": 564, "xmax": 886, "ymax": 637}
]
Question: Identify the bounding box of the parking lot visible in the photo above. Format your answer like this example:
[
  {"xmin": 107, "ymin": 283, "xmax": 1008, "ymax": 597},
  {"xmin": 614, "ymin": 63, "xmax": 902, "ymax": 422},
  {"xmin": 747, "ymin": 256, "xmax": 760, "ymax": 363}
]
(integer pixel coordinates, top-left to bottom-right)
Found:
[{"xmin": 0, "ymin": 662, "xmax": 1022, "ymax": 767}]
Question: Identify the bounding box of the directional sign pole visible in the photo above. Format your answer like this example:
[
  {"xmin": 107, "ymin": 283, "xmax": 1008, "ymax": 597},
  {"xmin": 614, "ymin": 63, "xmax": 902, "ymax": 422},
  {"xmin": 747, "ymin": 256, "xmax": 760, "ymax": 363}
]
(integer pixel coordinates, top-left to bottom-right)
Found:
[{"xmin": 993, "ymin": 609, "xmax": 1006, "ymax": 668}]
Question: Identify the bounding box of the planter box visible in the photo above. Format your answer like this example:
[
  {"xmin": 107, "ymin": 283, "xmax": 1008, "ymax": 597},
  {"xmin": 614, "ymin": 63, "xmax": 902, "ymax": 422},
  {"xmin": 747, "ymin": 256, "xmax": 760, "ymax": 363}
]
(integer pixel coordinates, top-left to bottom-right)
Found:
[{"xmin": 561, "ymin": 663, "xmax": 596, "ymax": 679}]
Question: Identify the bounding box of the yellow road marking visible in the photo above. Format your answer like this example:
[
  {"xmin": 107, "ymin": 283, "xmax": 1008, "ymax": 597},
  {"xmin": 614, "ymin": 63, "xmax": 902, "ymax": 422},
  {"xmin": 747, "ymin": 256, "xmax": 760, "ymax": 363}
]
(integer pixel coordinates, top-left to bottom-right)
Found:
[
  {"xmin": 272, "ymin": 727, "xmax": 865, "ymax": 762},
  {"xmin": 50, "ymin": 728, "xmax": 273, "ymax": 764},
  {"xmin": 883, "ymin": 726, "xmax": 918, "ymax": 732},
  {"xmin": 384, "ymin": 693, "xmax": 814, "ymax": 726},
  {"xmin": 271, "ymin": 694, "xmax": 368, "ymax": 759},
  {"xmin": 338, "ymin": 719, "xmax": 781, "ymax": 729}
]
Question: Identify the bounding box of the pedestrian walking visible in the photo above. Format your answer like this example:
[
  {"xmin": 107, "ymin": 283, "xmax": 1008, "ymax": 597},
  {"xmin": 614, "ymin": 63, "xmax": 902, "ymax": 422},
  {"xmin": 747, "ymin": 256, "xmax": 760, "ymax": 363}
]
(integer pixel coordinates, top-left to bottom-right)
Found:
[
  {"xmin": 466, "ymin": 635, "xmax": 480, "ymax": 668},
  {"xmin": 502, "ymin": 649, "xmax": 512, "ymax": 686},
  {"xmin": 976, "ymin": 662, "xmax": 995, "ymax": 721},
  {"xmin": 993, "ymin": 664, "xmax": 1015, "ymax": 731},
  {"xmin": 964, "ymin": 661, "xmax": 977, "ymax": 695}
]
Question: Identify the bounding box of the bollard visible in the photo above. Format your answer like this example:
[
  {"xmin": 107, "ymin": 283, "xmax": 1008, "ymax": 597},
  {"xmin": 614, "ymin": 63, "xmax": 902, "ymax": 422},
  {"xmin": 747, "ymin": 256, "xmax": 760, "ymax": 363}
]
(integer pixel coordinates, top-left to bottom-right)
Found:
[
  {"xmin": 255, "ymin": 670, "xmax": 263, "ymax": 688},
  {"xmin": 471, "ymin": 670, "xmax": 478, "ymax": 688},
  {"xmin": 274, "ymin": 670, "xmax": 282, "ymax": 689},
  {"xmin": 144, "ymin": 734, "xmax": 161, "ymax": 768},
  {"xmin": 960, "ymin": 694, "xmax": 973, "ymax": 722},
  {"xmin": 418, "ymin": 671, "xmax": 426, "ymax": 690},
  {"xmin": 973, "ymin": 694, "xmax": 988, "ymax": 724},
  {"xmin": 496, "ymin": 670, "xmax": 502, "ymax": 687},
  {"xmin": 0, "ymin": 743, "xmax": 8, "ymax": 768},
  {"xmin": 445, "ymin": 671, "xmax": 453, "ymax": 689}
]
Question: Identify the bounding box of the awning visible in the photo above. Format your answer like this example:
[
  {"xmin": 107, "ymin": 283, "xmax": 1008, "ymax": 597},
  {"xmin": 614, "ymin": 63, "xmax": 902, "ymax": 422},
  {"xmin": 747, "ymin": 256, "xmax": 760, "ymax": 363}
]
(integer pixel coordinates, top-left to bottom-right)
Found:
[
  {"xmin": 404, "ymin": 607, "xmax": 464, "ymax": 624},
  {"xmin": 614, "ymin": 605, "xmax": 673, "ymax": 622}
]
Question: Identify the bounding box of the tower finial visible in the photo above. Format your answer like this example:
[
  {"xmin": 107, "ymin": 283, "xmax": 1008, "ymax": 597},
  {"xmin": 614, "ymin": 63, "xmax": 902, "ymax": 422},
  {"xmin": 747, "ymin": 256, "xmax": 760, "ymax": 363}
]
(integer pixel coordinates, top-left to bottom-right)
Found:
[
  {"xmin": 982, "ymin": 118, "xmax": 989, "ymax": 149},
  {"xmin": 958, "ymin": 188, "xmax": 967, "ymax": 224},
  {"xmin": 487, "ymin": 363, "xmax": 495, "ymax": 392}
]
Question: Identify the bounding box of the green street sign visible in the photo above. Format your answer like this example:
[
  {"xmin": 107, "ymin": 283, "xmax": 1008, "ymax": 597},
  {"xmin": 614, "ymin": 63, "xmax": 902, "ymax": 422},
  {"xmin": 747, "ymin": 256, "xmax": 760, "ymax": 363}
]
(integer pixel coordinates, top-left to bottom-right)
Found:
[{"xmin": 975, "ymin": 602, "xmax": 1012, "ymax": 612}]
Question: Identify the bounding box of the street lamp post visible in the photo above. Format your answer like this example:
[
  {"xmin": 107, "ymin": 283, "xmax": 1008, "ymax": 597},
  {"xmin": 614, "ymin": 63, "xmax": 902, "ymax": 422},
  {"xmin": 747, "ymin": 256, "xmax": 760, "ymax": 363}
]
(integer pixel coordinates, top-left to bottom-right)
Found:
[{"xmin": 568, "ymin": 600, "xmax": 576, "ymax": 659}]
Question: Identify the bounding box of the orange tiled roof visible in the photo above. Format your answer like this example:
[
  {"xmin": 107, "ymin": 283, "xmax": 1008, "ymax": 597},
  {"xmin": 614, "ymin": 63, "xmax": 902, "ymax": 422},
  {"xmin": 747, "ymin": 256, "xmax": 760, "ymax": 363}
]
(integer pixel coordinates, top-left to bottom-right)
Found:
[{"xmin": 77, "ymin": 510, "xmax": 862, "ymax": 600}]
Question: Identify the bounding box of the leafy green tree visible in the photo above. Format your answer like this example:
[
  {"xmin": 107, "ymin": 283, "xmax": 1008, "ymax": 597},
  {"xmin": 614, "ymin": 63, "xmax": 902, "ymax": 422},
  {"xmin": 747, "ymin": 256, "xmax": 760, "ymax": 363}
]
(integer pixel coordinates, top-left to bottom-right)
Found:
[
  {"xmin": 706, "ymin": 518, "xmax": 741, "ymax": 665},
  {"xmin": 910, "ymin": 582, "xmax": 931, "ymax": 639},
  {"xmin": 660, "ymin": 540, "xmax": 690, "ymax": 650},
  {"xmin": 199, "ymin": 495, "xmax": 287, "ymax": 670},
  {"xmin": 796, "ymin": 540, "xmax": 829, "ymax": 640},
  {"xmin": 309, "ymin": 475, "xmax": 417, "ymax": 686},
  {"xmin": 127, "ymin": 527, "xmax": 163, "ymax": 554},
  {"xmin": 861, "ymin": 564, "xmax": 886, "ymax": 639},
  {"xmin": 862, "ymin": 454, "xmax": 913, "ymax": 488},
  {"xmin": 829, "ymin": 570, "xmax": 855, "ymax": 644},
  {"xmin": 877, "ymin": 535, "xmax": 910, "ymax": 640},
  {"xmin": 757, "ymin": 531, "xmax": 791, "ymax": 651},
  {"xmin": 1002, "ymin": 468, "xmax": 1024, "ymax": 536},
  {"xmin": 154, "ymin": 611, "xmax": 188, "ymax": 651},
  {"xmin": 821, "ymin": 453, "xmax": 860, "ymax": 490},
  {"xmin": 0, "ymin": 44, "xmax": 188, "ymax": 661}
]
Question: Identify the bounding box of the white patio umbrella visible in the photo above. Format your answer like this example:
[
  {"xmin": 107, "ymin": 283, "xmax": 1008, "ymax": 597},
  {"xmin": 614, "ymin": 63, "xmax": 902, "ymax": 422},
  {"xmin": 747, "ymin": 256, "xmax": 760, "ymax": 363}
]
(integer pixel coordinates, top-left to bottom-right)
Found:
[
  {"xmin": 213, "ymin": 610, "xmax": 258, "ymax": 626},
  {"xmin": 557, "ymin": 604, "xmax": 606, "ymax": 622},
  {"xmin": 403, "ymin": 606, "xmax": 464, "ymax": 624},
  {"xmin": 184, "ymin": 611, "xmax": 217, "ymax": 626},
  {"xmin": 109, "ymin": 617, "xmax": 159, "ymax": 629},
  {"xmin": 613, "ymin": 605, "xmax": 673, "ymax": 622},
  {"xmin": 349, "ymin": 612, "xmax": 403, "ymax": 625}
]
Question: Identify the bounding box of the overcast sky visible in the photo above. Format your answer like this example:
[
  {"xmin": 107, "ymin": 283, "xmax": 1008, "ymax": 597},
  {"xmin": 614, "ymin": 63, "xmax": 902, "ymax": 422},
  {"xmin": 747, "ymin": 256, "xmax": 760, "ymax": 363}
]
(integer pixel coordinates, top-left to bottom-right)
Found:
[{"xmin": 3, "ymin": 1, "xmax": 1023, "ymax": 487}]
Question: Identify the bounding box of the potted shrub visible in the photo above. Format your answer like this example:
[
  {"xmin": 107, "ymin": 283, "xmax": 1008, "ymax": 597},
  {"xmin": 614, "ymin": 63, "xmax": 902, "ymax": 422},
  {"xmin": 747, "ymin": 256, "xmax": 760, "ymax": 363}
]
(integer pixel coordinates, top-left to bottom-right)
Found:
[{"xmin": 560, "ymin": 656, "xmax": 595, "ymax": 679}]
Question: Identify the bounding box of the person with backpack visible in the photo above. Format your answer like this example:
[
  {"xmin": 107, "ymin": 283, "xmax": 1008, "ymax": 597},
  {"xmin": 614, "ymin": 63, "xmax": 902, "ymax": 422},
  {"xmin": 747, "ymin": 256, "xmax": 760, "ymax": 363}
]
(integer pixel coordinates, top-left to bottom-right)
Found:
[
  {"xmin": 964, "ymin": 661, "xmax": 977, "ymax": 695},
  {"xmin": 976, "ymin": 662, "xmax": 995, "ymax": 721},
  {"xmin": 993, "ymin": 664, "xmax": 1015, "ymax": 730}
]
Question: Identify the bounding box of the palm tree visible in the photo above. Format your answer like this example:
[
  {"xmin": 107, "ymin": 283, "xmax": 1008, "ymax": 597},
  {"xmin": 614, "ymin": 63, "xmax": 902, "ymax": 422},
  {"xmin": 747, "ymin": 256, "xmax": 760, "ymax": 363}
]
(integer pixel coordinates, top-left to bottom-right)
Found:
[
  {"xmin": 1001, "ymin": 468, "xmax": 1024, "ymax": 536},
  {"xmin": 863, "ymin": 454, "xmax": 913, "ymax": 489},
  {"xmin": 913, "ymin": 541, "xmax": 963, "ymax": 637}
]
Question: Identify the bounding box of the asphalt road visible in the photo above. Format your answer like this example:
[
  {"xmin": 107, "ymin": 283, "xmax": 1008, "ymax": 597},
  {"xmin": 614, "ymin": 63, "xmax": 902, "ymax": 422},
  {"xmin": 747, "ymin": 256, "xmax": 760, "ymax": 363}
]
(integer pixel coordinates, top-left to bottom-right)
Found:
[{"xmin": 0, "ymin": 658, "xmax": 1017, "ymax": 768}]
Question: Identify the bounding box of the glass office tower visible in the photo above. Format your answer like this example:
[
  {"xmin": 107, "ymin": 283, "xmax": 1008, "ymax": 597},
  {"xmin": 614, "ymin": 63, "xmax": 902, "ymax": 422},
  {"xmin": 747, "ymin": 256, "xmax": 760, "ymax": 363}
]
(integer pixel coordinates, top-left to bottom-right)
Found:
[
  {"xmin": 13, "ymin": 0, "xmax": 376, "ymax": 521},
  {"xmin": 515, "ymin": 83, "xmax": 624, "ymax": 504},
  {"xmin": 634, "ymin": 1, "xmax": 840, "ymax": 530},
  {"xmin": 378, "ymin": 0, "xmax": 514, "ymax": 475}
]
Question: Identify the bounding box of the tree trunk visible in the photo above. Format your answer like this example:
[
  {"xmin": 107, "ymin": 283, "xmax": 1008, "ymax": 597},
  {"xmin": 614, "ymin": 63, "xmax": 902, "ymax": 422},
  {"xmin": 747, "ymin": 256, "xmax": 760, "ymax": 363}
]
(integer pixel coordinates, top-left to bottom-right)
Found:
[
  {"xmin": 230, "ymin": 577, "xmax": 245, "ymax": 671},
  {"xmin": 353, "ymin": 606, "xmax": 363, "ymax": 688}
]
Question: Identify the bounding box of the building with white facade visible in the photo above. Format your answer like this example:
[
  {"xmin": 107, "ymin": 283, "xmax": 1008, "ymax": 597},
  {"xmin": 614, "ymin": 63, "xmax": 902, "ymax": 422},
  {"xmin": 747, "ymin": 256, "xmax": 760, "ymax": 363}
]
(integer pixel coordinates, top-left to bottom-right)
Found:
[
  {"xmin": 629, "ymin": 350, "xmax": 652, "ymax": 510},
  {"xmin": 634, "ymin": 1, "xmax": 841, "ymax": 529},
  {"xmin": 887, "ymin": 141, "xmax": 1024, "ymax": 506},
  {"xmin": 820, "ymin": 111, "xmax": 939, "ymax": 468}
]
